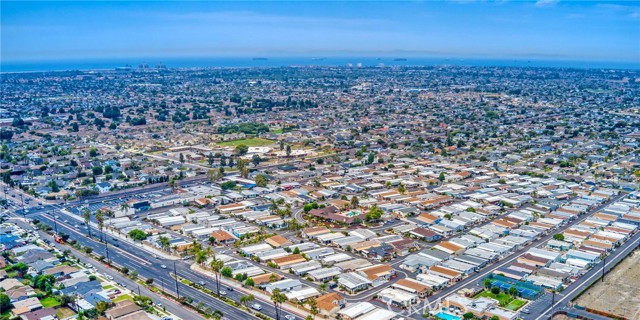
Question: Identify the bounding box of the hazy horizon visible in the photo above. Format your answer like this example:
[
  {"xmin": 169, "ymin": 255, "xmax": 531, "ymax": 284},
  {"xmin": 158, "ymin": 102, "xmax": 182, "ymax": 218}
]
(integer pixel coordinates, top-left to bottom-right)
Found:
[{"xmin": 2, "ymin": 1, "xmax": 639, "ymax": 64}]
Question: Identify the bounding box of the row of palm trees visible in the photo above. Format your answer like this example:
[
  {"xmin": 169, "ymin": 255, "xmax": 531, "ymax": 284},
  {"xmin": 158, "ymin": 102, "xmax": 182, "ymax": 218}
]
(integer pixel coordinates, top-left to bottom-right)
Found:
[{"xmin": 192, "ymin": 244, "xmax": 225, "ymax": 296}]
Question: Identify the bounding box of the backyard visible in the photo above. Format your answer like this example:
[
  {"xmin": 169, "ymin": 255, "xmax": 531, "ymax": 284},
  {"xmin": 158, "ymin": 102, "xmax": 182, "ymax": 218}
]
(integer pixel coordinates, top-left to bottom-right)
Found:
[
  {"xmin": 474, "ymin": 290, "xmax": 527, "ymax": 311},
  {"xmin": 217, "ymin": 138, "xmax": 274, "ymax": 147},
  {"xmin": 40, "ymin": 296, "xmax": 61, "ymax": 308}
]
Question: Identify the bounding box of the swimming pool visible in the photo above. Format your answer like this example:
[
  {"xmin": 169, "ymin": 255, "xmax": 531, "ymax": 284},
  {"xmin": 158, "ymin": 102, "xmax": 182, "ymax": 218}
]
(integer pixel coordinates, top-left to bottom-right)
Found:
[{"xmin": 435, "ymin": 312, "xmax": 461, "ymax": 320}]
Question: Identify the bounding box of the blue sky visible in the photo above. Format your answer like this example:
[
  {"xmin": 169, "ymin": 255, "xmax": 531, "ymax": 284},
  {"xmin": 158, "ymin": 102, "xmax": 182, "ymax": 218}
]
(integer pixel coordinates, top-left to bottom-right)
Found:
[{"xmin": 2, "ymin": 1, "xmax": 639, "ymax": 62}]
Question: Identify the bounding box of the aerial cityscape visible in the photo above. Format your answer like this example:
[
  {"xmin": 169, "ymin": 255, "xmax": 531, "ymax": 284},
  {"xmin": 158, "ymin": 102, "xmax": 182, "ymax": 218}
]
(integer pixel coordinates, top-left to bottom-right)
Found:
[{"xmin": 1, "ymin": 2, "xmax": 639, "ymax": 320}]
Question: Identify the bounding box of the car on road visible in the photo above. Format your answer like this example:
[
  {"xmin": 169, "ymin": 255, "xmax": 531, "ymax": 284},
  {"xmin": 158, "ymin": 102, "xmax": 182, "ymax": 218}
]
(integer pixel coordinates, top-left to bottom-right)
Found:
[
  {"xmin": 227, "ymin": 287, "xmax": 233, "ymax": 291},
  {"xmin": 520, "ymin": 309, "xmax": 530, "ymax": 314},
  {"xmin": 198, "ymin": 281, "xmax": 205, "ymax": 286},
  {"xmin": 251, "ymin": 303, "xmax": 262, "ymax": 311},
  {"xmin": 160, "ymin": 265, "xmax": 167, "ymax": 269},
  {"xmin": 220, "ymin": 290, "xmax": 227, "ymax": 295},
  {"xmin": 284, "ymin": 315, "xmax": 296, "ymax": 320}
]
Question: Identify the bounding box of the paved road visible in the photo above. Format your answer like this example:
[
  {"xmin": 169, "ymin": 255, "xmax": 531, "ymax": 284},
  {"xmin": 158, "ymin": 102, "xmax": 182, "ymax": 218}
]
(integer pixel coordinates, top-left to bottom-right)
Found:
[
  {"xmin": 7, "ymin": 215, "xmax": 205, "ymax": 320},
  {"xmin": 403, "ymin": 192, "xmax": 628, "ymax": 318},
  {"xmin": 530, "ymin": 229, "xmax": 640, "ymax": 320},
  {"xmin": 31, "ymin": 208, "xmax": 309, "ymax": 320}
]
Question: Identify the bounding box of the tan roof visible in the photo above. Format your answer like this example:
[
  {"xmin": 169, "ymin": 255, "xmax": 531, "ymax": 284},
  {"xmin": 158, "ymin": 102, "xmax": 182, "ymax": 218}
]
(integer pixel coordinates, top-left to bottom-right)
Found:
[
  {"xmin": 429, "ymin": 265, "xmax": 461, "ymax": 277},
  {"xmin": 251, "ymin": 273, "xmax": 281, "ymax": 285},
  {"xmin": 358, "ymin": 264, "xmax": 393, "ymax": 280},
  {"xmin": 265, "ymin": 235, "xmax": 290, "ymax": 247},
  {"xmin": 393, "ymin": 278, "xmax": 430, "ymax": 292},
  {"xmin": 210, "ymin": 230, "xmax": 235, "ymax": 241},
  {"xmin": 271, "ymin": 254, "xmax": 306, "ymax": 266},
  {"xmin": 437, "ymin": 241, "xmax": 464, "ymax": 252},
  {"xmin": 105, "ymin": 300, "xmax": 142, "ymax": 319},
  {"xmin": 316, "ymin": 292, "xmax": 344, "ymax": 312}
]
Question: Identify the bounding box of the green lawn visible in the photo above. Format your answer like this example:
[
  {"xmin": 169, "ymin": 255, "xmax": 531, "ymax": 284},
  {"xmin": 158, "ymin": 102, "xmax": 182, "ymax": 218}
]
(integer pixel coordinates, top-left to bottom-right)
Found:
[
  {"xmin": 102, "ymin": 284, "xmax": 114, "ymax": 290},
  {"xmin": 505, "ymin": 299, "xmax": 526, "ymax": 311},
  {"xmin": 217, "ymin": 138, "xmax": 274, "ymax": 147},
  {"xmin": 113, "ymin": 294, "xmax": 134, "ymax": 302},
  {"xmin": 474, "ymin": 290, "xmax": 525, "ymax": 309},
  {"xmin": 40, "ymin": 296, "xmax": 61, "ymax": 308}
]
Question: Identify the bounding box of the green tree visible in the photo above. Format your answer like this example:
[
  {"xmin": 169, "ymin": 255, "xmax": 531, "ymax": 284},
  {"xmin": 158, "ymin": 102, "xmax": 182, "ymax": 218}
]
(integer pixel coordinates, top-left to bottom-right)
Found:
[
  {"xmin": 509, "ymin": 286, "xmax": 518, "ymax": 297},
  {"xmin": 252, "ymin": 154, "xmax": 262, "ymax": 167},
  {"xmin": 235, "ymin": 144, "xmax": 249, "ymax": 156},
  {"xmin": 463, "ymin": 312, "xmax": 475, "ymax": 320},
  {"xmin": 270, "ymin": 288, "xmax": 288, "ymax": 320},
  {"xmin": 128, "ymin": 229, "xmax": 148, "ymax": 241},
  {"xmin": 365, "ymin": 205, "xmax": 383, "ymax": 222},
  {"xmin": 221, "ymin": 266, "xmax": 233, "ymax": 278},
  {"xmin": 255, "ymin": 174, "xmax": 268, "ymax": 187},
  {"xmin": 285, "ymin": 145, "xmax": 291, "ymax": 157},
  {"xmin": 82, "ymin": 208, "xmax": 92, "ymax": 238},
  {"xmin": 553, "ymin": 233, "xmax": 565, "ymax": 241},
  {"xmin": 158, "ymin": 236, "xmax": 171, "ymax": 251},
  {"xmin": 438, "ymin": 172, "xmax": 445, "ymax": 182},
  {"xmin": 240, "ymin": 294, "xmax": 255, "ymax": 307},
  {"xmin": 209, "ymin": 256, "xmax": 224, "ymax": 296},
  {"xmin": 95, "ymin": 300, "xmax": 109, "ymax": 316},
  {"xmin": 0, "ymin": 293, "xmax": 11, "ymax": 312},
  {"xmin": 491, "ymin": 286, "xmax": 500, "ymax": 295},
  {"xmin": 484, "ymin": 278, "xmax": 492, "ymax": 288},
  {"xmin": 245, "ymin": 277, "xmax": 254, "ymax": 287},
  {"xmin": 350, "ymin": 196, "xmax": 359, "ymax": 209}
]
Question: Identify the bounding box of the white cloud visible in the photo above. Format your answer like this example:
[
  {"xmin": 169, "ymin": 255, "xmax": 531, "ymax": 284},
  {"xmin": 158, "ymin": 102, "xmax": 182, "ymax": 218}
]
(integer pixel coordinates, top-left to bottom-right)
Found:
[{"xmin": 535, "ymin": 0, "xmax": 558, "ymax": 7}]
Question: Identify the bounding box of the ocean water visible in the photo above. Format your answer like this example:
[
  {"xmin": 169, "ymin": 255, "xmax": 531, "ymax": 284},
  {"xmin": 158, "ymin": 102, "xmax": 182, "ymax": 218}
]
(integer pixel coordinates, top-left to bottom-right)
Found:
[{"xmin": 1, "ymin": 57, "xmax": 639, "ymax": 73}]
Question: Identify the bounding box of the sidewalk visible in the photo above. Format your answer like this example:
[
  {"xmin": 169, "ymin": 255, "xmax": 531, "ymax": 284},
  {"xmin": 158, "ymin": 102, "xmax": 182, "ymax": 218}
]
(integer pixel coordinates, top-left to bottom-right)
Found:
[{"xmin": 190, "ymin": 264, "xmax": 315, "ymax": 319}]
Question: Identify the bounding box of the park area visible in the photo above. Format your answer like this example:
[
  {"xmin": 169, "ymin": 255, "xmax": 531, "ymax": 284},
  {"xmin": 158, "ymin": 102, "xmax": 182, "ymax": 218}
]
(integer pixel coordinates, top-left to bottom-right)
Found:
[
  {"xmin": 574, "ymin": 248, "xmax": 640, "ymax": 320},
  {"xmin": 217, "ymin": 137, "xmax": 274, "ymax": 147},
  {"xmin": 474, "ymin": 290, "xmax": 527, "ymax": 311}
]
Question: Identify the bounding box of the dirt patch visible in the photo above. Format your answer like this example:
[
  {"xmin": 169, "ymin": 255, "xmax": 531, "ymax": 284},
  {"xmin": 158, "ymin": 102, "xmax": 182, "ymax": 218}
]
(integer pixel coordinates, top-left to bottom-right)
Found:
[{"xmin": 574, "ymin": 249, "xmax": 640, "ymax": 320}]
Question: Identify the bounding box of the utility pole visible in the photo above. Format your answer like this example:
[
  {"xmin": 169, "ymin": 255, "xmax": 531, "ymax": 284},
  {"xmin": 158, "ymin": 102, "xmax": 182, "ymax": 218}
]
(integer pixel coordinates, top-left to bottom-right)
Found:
[
  {"xmin": 137, "ymin": 285, "xmax": 141, "ymax": 297},
  {"xmin": 51, "ymin": 211, "xmax": 58, "ymax": 234},
  {"xmin": 104, "ymin": 240, "xmax": 110, "ymax": 265},
  {"xmin": 20, "ymin": 194, "xmax": 25, "ymax": 217},
  {"xmin": 601, "ymin": 256, "xmax": 606, "ymax": 282},
  {"xmin": 173, "ymin": 261, "xmax": 180, "ymax": 300}
]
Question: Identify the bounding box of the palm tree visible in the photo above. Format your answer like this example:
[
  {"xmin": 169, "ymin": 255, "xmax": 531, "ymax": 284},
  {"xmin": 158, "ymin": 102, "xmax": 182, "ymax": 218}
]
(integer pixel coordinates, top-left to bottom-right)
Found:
[
  {"xmin": 209, "ymin": 256, "xmax": 224, "ymax": 296},
  {"xmin": 195, "ymin": 250, "xmax": 207, "ymax": 266},
  {"xmin": 119, "ymin": 202, "xmax": 130, "ymax": 214},
  {"xmin": 95, "ymin": 211, "xmax": 105, "ymax": 242},
  {"xmin": 158, "ymin": 236, "xmax": 170, "ymax": 252},
  {"xmin": 350, "ymin": 196, "xmax": 359, "ymax": 209},
  {"xmin": 240, "ymin": 294, "xmax": 255, "ymax": 307},
  {"xmin": 307, "ymin": 297, "xmax": 318, "ymax": 318},
  {"xmin": 270, "ymin": 288, "xmax": 287, "ymax": 320},
  {"xmin": 82, "ymin": 208, "xmax": 92, "ymax": 238},
  {"xmin": 190, "ymin": 240, "xmax": 202, "ymax": 255},
  {"xmin": 269, "ymin": 199, "xmax": 278, "ymax": 214}
]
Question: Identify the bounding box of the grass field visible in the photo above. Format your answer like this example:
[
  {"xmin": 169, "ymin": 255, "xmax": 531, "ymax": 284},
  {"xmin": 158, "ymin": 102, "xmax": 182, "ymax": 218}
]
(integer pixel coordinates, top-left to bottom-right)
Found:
[
  {"xmin": 475, "ymin": 290, "xmax": 526, "ymax": 310},
  {"xmin": 505, "ymin": 299, "xmax": 526, "ymax": 310},
  {"xmin": 55, "ymin": 308, "xmax": 75, "ymax": 319},
  {"xmin": 113, "ymin": 294, "xmax": 134, "ymax": 302},
  {"xmin": 217, "ymin": 137, "xmax": 274, "ymax": 147},
  {"xmin": 40, "ymin": 296, "xmax": 61, "ymax": 308}
]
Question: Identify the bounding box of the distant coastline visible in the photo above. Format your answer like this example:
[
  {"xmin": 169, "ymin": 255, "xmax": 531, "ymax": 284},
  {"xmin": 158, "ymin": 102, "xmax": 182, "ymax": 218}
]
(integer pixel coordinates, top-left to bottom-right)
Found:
[{"xmin": 2, "ymin": 56, "xmax": 639, "ymax": 73}]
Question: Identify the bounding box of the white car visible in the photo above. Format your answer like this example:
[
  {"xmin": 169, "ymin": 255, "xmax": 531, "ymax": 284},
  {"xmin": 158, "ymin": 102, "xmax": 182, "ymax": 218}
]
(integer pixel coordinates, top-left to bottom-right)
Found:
[
  {"xmin": 220, "ymin": 290, "xmax": 227, "ymax": 296},
  {"xmin": 285, "ymin": 316, "xmax": 296, "ymax": 320},
  {"xmin": 160, "ymin": 265, "xmax": 167, "ymax": 269},
  {"xmin": 251, "ymin": 304, "xmax": 262, "ymax": 311}
]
